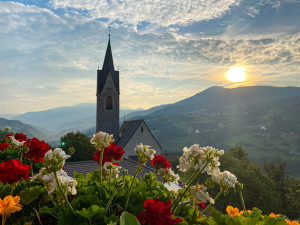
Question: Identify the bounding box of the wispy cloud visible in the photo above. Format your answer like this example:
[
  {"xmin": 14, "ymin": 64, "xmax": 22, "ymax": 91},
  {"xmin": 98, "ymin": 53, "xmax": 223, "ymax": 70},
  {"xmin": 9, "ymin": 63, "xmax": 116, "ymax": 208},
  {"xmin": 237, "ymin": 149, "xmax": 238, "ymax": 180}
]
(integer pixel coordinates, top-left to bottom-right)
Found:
[
  {"xmin": 0, "ymin": 1, "xmax": 299, "ymax": 114},
  {"xmin": 49, "ymin": 0, "xmax": 241, "ymax": 26}
]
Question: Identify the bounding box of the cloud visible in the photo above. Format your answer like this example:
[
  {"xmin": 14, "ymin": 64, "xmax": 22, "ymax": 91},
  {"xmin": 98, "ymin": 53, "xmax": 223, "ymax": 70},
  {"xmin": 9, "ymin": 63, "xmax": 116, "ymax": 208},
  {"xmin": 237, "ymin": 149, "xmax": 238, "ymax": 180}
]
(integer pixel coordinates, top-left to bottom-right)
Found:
[
  {"xmin": 49, "ymin": 0, "xmax": 241, "ymax": 26},
  {"xmin": 0, "ymin": 1, "xmax": 299, "ymax": 114}
]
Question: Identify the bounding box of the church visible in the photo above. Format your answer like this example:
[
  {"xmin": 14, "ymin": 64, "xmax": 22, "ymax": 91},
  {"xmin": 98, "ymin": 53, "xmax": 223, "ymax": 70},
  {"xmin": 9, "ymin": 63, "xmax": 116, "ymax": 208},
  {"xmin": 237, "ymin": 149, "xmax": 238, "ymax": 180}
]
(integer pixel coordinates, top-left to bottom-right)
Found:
[
  {"xmin": 95, "ymin": 35, "xmax": 162, "ymax": 157},
  {"xmin": 64, "ymin": 35, "xmax": 163, "ymax": 177}
]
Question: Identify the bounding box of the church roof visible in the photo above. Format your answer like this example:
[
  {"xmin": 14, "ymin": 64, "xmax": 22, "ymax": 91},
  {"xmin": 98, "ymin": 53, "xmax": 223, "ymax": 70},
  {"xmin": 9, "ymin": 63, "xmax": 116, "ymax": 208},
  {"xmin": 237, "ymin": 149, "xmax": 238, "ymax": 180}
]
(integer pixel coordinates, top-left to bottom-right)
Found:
[
  {"xmin": 116, "ymin": 119, "xmax": 162, "ymax": 150},
  {"xmin": 64, "ymin": 158, "xmax": 163, "ymax": 182},
  {"xmin": 97, "ymin": 38, "xmax": 120, "ymax": 94}
]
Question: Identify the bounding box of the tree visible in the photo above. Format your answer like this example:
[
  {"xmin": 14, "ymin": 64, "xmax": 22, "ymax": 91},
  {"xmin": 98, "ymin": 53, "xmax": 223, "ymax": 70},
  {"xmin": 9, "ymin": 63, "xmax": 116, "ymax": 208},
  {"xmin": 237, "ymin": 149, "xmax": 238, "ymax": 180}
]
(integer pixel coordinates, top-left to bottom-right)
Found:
[
  {"xmin": 264, "ymin": 160, "xmax": 300, "ymax": 219},
  {"xmin": 60, "ymin": 131, "xmax": 96, "ymax": 162}
]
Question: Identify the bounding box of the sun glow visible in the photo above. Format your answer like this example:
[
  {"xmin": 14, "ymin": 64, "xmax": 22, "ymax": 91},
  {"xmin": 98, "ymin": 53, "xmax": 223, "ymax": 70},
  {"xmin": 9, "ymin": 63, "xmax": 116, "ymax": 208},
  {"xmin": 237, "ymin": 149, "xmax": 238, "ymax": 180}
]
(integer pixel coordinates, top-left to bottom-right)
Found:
[{"xmin": 226, "ymin": 67, "xmax": 246, "ymax": 82}]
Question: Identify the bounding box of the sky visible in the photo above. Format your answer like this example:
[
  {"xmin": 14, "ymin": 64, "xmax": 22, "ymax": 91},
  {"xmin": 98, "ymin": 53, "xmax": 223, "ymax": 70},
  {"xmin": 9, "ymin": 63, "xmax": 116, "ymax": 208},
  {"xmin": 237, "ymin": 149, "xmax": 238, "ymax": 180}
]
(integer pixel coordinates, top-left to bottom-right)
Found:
[{"xmin": 0, "ymin": 0, "xmax": 299, "ymax": 114}]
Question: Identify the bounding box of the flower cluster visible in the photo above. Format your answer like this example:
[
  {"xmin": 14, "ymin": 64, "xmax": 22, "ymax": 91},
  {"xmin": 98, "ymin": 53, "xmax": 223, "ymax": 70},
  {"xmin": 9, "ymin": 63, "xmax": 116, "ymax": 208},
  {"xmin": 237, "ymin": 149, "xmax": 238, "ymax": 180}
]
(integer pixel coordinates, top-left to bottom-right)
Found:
[
  {"xmin": 24, "ymin": 138, "xmax": 50, "ymax": 163},
  {"xmin": 10, "ymin": 136, "xmax": 26, "ymax": 147},
  {"xmin": 177, "ymin": 144, "xmax": 224, "ymax": 174},
  {"xmin": 286, "ymin": 220, "xmax": 300, "ymax": 225},
  {"xmin": 135, "ymin": 143, "xmax": 156, "ymax": 165},
  {"xmin": 0, "ymin": 142, "xmax": 10, "ymax": 151},
  {"xmin": 32, "ymin": 168, "xmax": 77, "ymax": 195},
  {"xmin": 93, "ymin": 143, "xmax": 125, "ymax": 166},
  {"xmin": 151, "ymin": 155, "xmax": 179, "ymax": 184},
  {"xmin": 43, "ymin": 148, "xmax": 71, "ymax": 173},
  {"xmin": 189, "ymin": 184, "xmax": 215, "ymax": 204},
  {"xmin": 0, "ymin": 195, "xmax": 22, "ymax": 220},
  {"xmin": 102, "ymin": 162, "xmax": 122, "ymax": 181},
  {"xmin": 151, "ymin": 155, "xmax": 171, "ymax": 169},
  {"xmin": 137, "ymin": 199, "xmax": 182, "ymax": 225},
  {"xmin": 14, "ymin": 133, "xmax": 27, "ymax": 142},
  {"xmin": 0, "ymin": 159, "xmax": 30, "ymax": 184},
  {"xmin": 3, "ymin": 126, "xmax": 11, "ymax": 132},
  {"xmin": 212, "ymin": 170, "xmax": 237, "ymax": 191},
  {"xmin": 157, "ymin": 168, "xmax": 180, "ymax": 184},
  {"xmin": 90, "ymin": 131, "xmax": 114, "ymax": 149}
]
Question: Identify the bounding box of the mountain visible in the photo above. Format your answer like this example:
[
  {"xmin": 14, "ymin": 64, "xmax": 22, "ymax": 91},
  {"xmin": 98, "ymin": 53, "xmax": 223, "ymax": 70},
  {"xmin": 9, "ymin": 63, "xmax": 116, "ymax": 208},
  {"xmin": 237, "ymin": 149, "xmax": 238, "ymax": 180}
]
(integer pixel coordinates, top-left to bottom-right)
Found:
[
  {"xmin": 13, "ymin": 103, "xmax": 137, "ymax": 140},
  {"xmin": 128, "ymin": 86, "xmax": 300, "ymax": 177},
  {"xmin": 0, "ymin": 118, "xmax": 50, "ymax": 141},
  {"xmin": 0, "ymin": 114, "xmax": 19, "ymax": 119}
]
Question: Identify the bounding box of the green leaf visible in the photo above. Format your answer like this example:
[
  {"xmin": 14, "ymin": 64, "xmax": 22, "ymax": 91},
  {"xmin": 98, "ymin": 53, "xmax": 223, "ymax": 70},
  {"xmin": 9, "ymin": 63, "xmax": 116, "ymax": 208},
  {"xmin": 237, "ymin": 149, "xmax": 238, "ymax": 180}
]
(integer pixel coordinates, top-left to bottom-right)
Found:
[
  {"xmin": 209, "ymin": 207, "xmax": 227, "ymax": 225},
  {"xmin": 77, "ymin": 205, "xmax": 105, "ymax": 220},
  {"xmin": 19, "ymin": 186, "xmax": 44, "ymax": 205},
  {"xmin": 58, "ymin": 208, "xmax": 88, "ymax": 225},
  {"xmin": 39, "ymin": 206, "xmax": 55, "ymax": 215},
  {"xmin": 120, "ymin": 212, "xmax": 141, "ymax": 225}
]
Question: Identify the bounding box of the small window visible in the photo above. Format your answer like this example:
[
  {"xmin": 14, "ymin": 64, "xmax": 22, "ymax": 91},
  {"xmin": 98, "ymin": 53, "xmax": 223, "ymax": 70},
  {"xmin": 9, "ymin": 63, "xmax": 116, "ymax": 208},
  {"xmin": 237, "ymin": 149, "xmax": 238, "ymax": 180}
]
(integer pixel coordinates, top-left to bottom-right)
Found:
[
  {"xmin": 106, "ymin": 96, "xmax": 113, "ymax": 110},
  {"xmin": 141, "ymin": 126, "xmax": 144, "ymax": 133}
]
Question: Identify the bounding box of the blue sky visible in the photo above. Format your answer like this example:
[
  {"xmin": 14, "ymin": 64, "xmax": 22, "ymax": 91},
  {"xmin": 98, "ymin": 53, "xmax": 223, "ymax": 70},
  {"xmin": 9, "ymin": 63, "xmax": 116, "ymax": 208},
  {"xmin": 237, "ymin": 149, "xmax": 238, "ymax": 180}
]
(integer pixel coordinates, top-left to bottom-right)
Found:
[{"xmin": 0, "ymin": 0, "xmax": 299, "ymax": 114}]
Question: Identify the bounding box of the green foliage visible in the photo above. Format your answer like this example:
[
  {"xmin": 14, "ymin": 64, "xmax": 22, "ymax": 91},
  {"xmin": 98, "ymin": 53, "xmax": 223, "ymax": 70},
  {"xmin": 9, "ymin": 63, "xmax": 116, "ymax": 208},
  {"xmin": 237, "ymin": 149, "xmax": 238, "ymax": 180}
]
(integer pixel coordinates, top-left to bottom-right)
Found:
[
  {"xmin": 77, "ymin": 205, "xmax": 105, "ymax": 220},
  {"xmin": 120, "ymin": 212, "xmax": 141, "ymax": 225},
  {"xmin": 264, "ymin": 161, "xmax": 300, "ymax": 219},
  {"xmin": 208, "ymin": 207, "xmax": 288, "ymax": 225},
  {"xmin": 60, "ymin": 131, "xmax": 96, "ymax": 162},
  {"xmin": 19, "ymin": 185, "xmax": 45, "ymax": 205}
]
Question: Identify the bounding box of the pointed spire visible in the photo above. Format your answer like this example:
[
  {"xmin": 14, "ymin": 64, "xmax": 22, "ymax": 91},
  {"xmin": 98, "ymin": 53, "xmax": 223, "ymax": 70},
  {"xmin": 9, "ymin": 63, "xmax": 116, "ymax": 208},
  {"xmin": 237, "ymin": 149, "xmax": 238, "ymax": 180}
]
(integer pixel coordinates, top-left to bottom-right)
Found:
[{"xmin": 102, "ymin": 27, "xmax": 114, "ymax": 71}]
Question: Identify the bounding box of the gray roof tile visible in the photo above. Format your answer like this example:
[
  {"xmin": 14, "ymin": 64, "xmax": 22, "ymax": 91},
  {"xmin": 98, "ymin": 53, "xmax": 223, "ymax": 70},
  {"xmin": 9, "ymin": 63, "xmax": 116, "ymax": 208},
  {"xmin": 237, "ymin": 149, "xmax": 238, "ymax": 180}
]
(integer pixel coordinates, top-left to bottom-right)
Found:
[{"xmin": 64, "ymin": 158, "xmax": 163, "ymax": 182}]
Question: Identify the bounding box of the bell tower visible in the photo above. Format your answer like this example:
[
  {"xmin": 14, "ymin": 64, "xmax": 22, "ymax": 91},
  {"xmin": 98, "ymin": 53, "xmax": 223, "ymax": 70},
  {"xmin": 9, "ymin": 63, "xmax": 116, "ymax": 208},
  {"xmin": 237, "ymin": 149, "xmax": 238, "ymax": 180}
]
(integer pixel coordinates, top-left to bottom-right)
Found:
[{"xmin": 96, "ymin": 34, "xmax": 120, "ymax": 140}]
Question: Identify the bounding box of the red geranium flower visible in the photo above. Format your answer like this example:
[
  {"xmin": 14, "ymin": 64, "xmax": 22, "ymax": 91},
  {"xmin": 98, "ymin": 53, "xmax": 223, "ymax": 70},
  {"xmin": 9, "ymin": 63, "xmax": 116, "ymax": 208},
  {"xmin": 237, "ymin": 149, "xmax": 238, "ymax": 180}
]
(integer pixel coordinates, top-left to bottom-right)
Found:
[
  {"xmin": 24, "ymin": 138, "xmax": 50, "ymax": 163},
  {"xmin": 93, "ymin": 143, "xmax": 125, "ymax": 166},
  {"xmin": 0, "ymin": 142, "xmax": 10, "ymax": 151},
  {"xmin": 151, "ymin": 155, "xmax": 171, "ymax": 169},
  {"xmin": 5, "ymin": 134, "xmax": 13, "ymax": 139},
  {"xmin": 137, "ymin": 199, "xmax": 182, "ymax": 225},
  {"xmin": 14, "ymin": 133, "xmax": 27, "ymax": 142},
  {"xmin": 197, "ymin": 202, "xmax": 205, "ymax": 209},
  {"xmin": 0, "ymin": 159, "xmax": 30, "ymax": 184}
]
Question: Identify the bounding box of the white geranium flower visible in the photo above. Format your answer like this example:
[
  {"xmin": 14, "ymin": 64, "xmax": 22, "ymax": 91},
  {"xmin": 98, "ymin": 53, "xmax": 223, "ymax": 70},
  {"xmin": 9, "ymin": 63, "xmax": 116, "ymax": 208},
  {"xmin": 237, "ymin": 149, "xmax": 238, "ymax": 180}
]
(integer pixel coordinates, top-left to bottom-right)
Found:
[
  {"xmin": 4, "ymin": 126, "xmax": 11, "ymax": 132},
  {"xmin": 10, "ymin": 136, "xmax": 25, "ymax": 146},
  {"xmin": 190, "ymin": 184, "xmax": 215, "ymax": 204},
  {"xmin": 102, "ymin": 162, "xmax": 121, "ymax": 180},
  {"xmin": 212, "ymin": 170, "xmax": 237, "ymax": 190},
  {"xmin": 90, "ymin": 131, "xmax": 114, "ymax": 148},
  {"xmin": 32, "ymin": 168, "xmax": 77, "ymax": 196},
  {"xmin": 134, "ymin": 143, "xmax": 156, "ymax": 165},
  {"xmin": 158, "ymin": 168, "xmax": 180, "ymax": 184},
  {"xmin": 177, "ymin": 144, "xmax": 224, "ymax": 174}
]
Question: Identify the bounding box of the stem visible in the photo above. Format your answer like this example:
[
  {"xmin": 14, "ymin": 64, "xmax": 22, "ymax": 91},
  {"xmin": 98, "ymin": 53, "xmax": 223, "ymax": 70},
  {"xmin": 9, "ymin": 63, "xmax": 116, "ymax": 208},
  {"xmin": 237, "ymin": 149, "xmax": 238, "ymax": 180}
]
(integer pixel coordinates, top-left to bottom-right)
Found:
[
  {"xmin": 239, "ymin": 191, "xmax": 246, "ymax": 211},
  {"xmin": 30, "ymin": 160, "xmax": 33, "ymax": 177},
  {"xmin": 50, "ymin": 195, "xmax": 59, "ymax": 211},
  {"xmin": 201, "ymin": 190, "xmax": 223, "ymax": 214},
  {"xmin": 53, "ymin": 171, "xmax": 75, "ymax": 214},
  {"xmin": 124, "ymin": 164, "xmax": 141, "ymax": 211},
  {"xmin": 9, "ymin": 183, "xmax": 15, "ymax": 196},
  {"xmin": 20, "ymin": 153, "xmax": 23, "ymax": 164},
  {"xmin": 109, "ymin": 169, "xmax": 112, "ymax": 194},
  {"xmin": 99, "ymin": 147, "xmax": 104, "ymax": 185},
  {"xmin": 171, "ymin": 162, "xmax": 209, "ymax": 211},
  {"xmin": 2, "ymin": 213, "xmax": 5, "ymax": 225},
  {"xmin": 104, "ymin": 187, "xmax": 118, "ymax": 216}
]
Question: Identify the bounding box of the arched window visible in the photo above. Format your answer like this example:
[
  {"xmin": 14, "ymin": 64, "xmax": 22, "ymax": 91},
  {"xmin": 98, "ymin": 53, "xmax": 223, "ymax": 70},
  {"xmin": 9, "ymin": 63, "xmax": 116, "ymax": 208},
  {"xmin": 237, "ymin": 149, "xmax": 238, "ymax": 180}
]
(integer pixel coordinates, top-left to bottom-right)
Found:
[{"xmin": 106, "ymin": 96, "xmax": 113, "ymax": 110}]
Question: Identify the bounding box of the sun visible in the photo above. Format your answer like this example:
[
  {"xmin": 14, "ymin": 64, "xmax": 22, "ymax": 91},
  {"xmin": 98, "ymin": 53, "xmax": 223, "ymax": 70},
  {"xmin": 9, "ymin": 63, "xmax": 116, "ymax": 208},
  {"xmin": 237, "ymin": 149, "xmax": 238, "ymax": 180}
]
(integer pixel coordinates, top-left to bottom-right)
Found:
[{"xmin": 226, "ymin": 67, "xmax": 246, "ymax": 82}]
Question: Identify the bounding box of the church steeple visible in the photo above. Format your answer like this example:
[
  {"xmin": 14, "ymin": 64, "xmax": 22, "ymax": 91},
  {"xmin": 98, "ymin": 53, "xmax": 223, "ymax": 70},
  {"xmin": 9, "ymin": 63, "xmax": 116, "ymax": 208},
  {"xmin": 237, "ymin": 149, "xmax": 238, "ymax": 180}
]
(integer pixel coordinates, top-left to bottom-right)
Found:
[
  {"xmin": 102, "ymin": 37, "xmax": 114, "ymax": 71},
  {"xmin": 96, "ymin": 30, "xmax": 120, "ymax": 140}
]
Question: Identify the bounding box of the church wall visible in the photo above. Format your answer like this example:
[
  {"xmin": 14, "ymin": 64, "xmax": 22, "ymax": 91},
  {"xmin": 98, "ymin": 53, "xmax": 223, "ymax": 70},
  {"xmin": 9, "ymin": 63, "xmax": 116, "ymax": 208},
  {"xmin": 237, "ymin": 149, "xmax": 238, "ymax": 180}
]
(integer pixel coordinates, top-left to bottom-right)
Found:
[
  {"xmin": 123, "ymin": 121, "xmax": 162, "ymax": 157},
  {"xmin": 96, "ymin": 72, "xmax": 119, "ymax": 140}
]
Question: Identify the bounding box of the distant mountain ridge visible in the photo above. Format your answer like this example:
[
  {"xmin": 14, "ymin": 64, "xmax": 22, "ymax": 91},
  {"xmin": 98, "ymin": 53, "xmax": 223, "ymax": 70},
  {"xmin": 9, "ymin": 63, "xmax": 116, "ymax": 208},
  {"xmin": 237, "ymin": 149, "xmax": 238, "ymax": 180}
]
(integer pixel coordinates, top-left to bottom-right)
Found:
[
  {"xmin": 13, "ymin": 103, "xmax": 137, "ymax": 140},
  {"xmin": 0, "ymin": 118, "xmax": 50, "ymax": 141},
  {"xmin": 6, "ymin": 86, "xmax": 300, "ymax": 176},
  {"xmin": 126, "ymin": 86, "xmax": 300, "ymax": 176}
]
